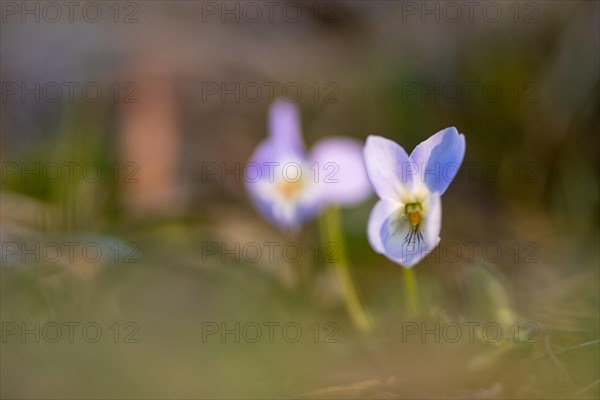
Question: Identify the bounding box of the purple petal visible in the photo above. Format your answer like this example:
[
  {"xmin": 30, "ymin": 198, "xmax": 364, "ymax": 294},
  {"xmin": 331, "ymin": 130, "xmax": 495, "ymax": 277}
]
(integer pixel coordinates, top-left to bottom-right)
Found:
[
  {"xmin": 244, "ymin": 140, "xmax": 284, "ymax": 226},
  {"xmin": 244, "ymin": 139, "xmax": 279, "ymax": 185},
  {"xmin": 269, "ymin": 98, "xmax": 304, "ymax": 157},
  {"xmin": 245, "ymin": 140, "xmax": 321, "ymax": 231},
  {"xmin": 409, "ymin": 127, "xmax": 465, "ymax": 195},
  {"xmin": 310, "ymin": 137, "xmax": 373, "ymax": 207},
  {"xmin": 248, "ymin": 185, "xmax": 296, "ymax": 230},
  {"xmin": 364, "ymin": 136, "xmax": 413, "ymax": 200},
  {"xmin": 245, "ymin": 175, "xmax": 321, "ymax": 232}
]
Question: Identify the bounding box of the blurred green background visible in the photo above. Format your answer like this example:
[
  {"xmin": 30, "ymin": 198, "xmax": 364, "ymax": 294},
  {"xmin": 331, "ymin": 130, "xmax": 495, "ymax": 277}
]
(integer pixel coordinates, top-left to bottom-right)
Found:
[{"xmin": 1, "ymin": 1, "xmax": 598, "ymax": 398}]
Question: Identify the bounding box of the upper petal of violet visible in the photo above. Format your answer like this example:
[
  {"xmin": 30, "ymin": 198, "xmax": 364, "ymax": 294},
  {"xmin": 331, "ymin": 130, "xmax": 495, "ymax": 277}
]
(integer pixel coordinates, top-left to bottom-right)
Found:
[
  {"xmin": 364, "ymin": 135, "xmax": 413, "ymax": 200},
  {"xmin": 268, "ymin": 98, "xmax": 305, "ymax": 157},
  {"xmin": 409, "ymin": 127, "xmax": 465, "ymax": 195}
]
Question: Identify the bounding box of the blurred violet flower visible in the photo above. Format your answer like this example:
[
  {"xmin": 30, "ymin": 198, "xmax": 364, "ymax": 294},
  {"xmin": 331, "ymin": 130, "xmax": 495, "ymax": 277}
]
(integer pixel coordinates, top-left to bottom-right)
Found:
[
  {"xmin": 245, "ymin": 99, "xmax": 372, "ymax": 231},
  {"xmin": 364, "ymin": 128, "xmax": 466, "ymax": 267}
]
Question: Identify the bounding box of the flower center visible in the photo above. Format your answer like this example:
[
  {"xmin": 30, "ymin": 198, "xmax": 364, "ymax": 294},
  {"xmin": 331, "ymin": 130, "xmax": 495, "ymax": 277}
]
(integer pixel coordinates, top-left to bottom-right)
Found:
[
  {"xmin": 402, "ymin": 202, "xmax": 425, "ymax": 246},
  {"xmin": 405, "ymin": 203, "xmax": 423, "ymax": 228},
  {"xmin": 277, "ymin": 179, "xmax": 304, "ymax": 200}
]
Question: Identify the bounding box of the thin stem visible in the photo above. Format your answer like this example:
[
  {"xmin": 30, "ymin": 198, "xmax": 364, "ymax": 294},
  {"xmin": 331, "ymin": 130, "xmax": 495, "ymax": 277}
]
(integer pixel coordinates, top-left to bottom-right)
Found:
[
  {"xmin": 403, "ymin": 267, "xmax": 419, "ymax": 316},
  {"xmin": 320, "ymin": 207, "xmax": 372, "ymax": 332}
]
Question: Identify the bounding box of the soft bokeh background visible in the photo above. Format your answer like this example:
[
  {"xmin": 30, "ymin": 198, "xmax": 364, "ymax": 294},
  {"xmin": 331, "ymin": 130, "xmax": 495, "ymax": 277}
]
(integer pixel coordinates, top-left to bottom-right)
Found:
[{"xmin": 1, "ymin": 1, "xmax": 598, "ymax": 398}]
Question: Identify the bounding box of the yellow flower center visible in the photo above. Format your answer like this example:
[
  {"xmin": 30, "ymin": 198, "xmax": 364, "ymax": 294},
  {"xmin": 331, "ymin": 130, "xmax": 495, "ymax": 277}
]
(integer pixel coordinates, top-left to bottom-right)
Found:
[
  {"xmin": 277, "ymin": 179, "xmax": 303, "ymax": 200},
  {"xmin": 408, "ymin": 211, "xmax": 422, "ymax": 226},
  {"xmin": 405, "ymin": 203, "xmax": 423, "ymax": 227}
]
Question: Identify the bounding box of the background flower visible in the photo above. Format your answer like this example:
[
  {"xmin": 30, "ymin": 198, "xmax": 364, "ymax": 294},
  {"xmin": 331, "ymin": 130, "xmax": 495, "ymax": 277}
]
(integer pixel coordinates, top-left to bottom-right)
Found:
[{"xmin": 245, "ymin": 99, "xmax": 372, "ymax": 231}]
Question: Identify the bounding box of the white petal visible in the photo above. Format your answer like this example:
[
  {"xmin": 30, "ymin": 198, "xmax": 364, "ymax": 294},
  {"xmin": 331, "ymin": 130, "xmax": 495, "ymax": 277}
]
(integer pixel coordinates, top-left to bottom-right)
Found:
[
  {"xmin": 422, "ymin": 194, "xmax": 442, "ymax": 249},
  {"xmin": 363, "ymin": 136, "xmax": 413, "ymax": 200}
]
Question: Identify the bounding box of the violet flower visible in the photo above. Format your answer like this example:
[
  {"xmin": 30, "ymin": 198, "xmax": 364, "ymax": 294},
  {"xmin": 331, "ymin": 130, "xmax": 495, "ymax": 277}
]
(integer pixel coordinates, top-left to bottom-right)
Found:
[
  {"xmin": 363, "ymin": 128, "xmax": 466, "ymax": 267},
  {"xmin": 245, "ymin": 99, "xmax": 372, "ymax": 231}
]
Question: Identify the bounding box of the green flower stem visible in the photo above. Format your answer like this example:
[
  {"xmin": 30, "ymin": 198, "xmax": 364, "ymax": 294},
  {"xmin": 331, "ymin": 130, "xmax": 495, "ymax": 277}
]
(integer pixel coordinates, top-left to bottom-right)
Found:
[
  {"xmin": 320, "ymin": 207, "xmax": 372, "ymax": 332},
  {"xmin": 403, "ymin": 267, "xmax": 419, "ymax": 316}
]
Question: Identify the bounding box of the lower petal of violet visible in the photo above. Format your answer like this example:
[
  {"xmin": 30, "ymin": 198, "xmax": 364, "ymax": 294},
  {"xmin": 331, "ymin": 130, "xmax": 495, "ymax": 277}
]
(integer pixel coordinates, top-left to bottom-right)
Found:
[{"xmin": 380, "ymin": 214, "xmax": 433, "ymax": 268}]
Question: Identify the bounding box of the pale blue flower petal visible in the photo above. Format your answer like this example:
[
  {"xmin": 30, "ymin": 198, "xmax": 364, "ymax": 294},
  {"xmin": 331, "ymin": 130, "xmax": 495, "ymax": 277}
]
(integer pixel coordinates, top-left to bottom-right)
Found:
[
  {"xmin": 310, "ymin": 137, "xmax": 372, "ymax": 206},
  {"xmin": 409, "ymin": 127, "xmax": 465, "ymax": 195},
  {"xmin": 269, "ymin": 99, "xmax": 304, "ymax": 157},
  {"xmin": 379, "ymin": 216, "xmax": 424, "ymax": 267},
  {"xmin": 364, "ymin": 135, "xmax": 413, "ymax": 200},
  {"xmin": 367, "ymin": 199, "xmax": 399, "ymax": 254}
]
